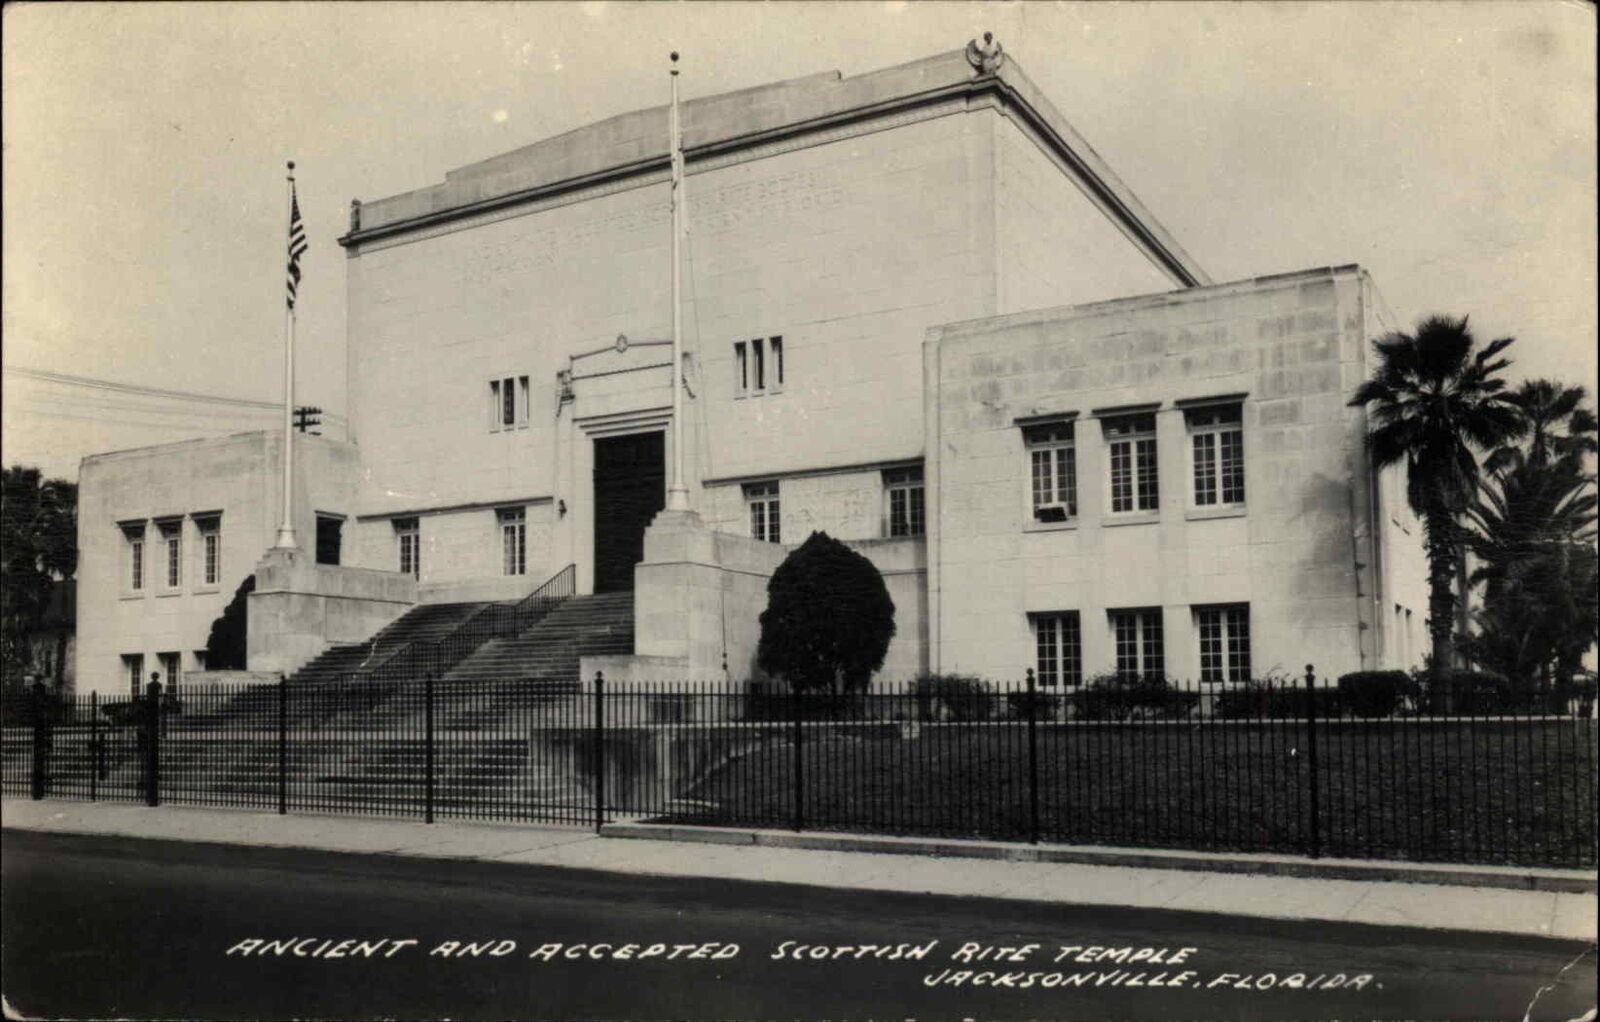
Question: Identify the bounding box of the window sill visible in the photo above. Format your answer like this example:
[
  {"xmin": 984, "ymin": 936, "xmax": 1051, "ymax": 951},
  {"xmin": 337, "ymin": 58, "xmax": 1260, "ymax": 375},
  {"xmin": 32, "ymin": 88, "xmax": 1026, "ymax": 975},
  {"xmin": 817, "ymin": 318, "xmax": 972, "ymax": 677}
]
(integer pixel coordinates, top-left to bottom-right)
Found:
[
  {"xmin": 194, "ymin": 586, "xmax": 220, "ymax": 596},
  {"xmin": 1185, "ymin": 505, "xmax": 1247, "ymax": 522},
  {"xmin": 155, "ymin": 590, "xmax": 184, "ymax": 599},
  {"xmin": 1023, "ymin": 519, "xmax": 1079, "ymax": 534},
  {"xmin": 1103, "ymin": 512, "xmax": 1160, "ymax": 528},
  {"xmin": 120, "ymin": 591, "xmax": 147, "ymax": 601}
]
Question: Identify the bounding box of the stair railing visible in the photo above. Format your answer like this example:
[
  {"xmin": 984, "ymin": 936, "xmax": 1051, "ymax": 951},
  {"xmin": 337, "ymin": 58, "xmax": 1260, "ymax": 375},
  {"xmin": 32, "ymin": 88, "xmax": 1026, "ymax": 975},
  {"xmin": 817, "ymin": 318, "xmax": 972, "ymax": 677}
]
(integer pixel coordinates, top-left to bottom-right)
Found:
[{"xmin": 387, "ymin": 563, "xmax": 579, "ymax": 684}]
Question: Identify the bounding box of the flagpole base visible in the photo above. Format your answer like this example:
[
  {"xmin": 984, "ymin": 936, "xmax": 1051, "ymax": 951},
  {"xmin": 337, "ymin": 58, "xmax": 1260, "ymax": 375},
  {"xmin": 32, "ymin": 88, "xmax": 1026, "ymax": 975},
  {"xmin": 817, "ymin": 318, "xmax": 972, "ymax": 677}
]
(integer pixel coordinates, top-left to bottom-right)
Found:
[
  {"xmin": 272, "ymin": 526, "xmax": 299, "ymax": 551},
  {"xmin": 665, "ymin": 485, "xmax": 691, "ymax": 513}
]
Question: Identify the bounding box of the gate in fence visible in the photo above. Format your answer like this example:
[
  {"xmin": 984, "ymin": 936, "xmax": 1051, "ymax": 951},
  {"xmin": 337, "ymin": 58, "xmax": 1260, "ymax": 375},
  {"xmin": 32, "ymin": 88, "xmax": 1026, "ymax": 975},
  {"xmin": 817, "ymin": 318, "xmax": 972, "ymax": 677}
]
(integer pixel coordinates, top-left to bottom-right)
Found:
[{"xmin": 3, "ymin": 668, "xmax": 1595, "ymax": 868}]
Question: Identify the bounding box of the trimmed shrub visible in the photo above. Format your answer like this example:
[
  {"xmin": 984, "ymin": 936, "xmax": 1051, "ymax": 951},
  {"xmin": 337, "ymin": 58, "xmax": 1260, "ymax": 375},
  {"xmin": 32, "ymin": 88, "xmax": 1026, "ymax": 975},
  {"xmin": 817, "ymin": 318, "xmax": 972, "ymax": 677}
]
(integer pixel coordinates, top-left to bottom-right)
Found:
[
  {"xmin": 1214, "ymin": 680, "xmax": 1342, "ymax": 719},
  {"xmin": 1072, "ymin": 673, "xmax": 1198, "ymax": 721},
  {"xmin": 913, "ymin": 674, "xmax": 994, "ymax": 722},
  {"xmin": 1336, "ymin": 670, "xmax": 1409, "ymax": 718},
  {"xmin": 757, "ymin": 532, "xmax": 895, "ymax": 693},
  {"xmin": 1005, "ymin": 687, "xmax": 1062, "ymax": 721},
  {"xmin": 1416, "ymin": 669, "xmax": 1541, "ymax": 715}
]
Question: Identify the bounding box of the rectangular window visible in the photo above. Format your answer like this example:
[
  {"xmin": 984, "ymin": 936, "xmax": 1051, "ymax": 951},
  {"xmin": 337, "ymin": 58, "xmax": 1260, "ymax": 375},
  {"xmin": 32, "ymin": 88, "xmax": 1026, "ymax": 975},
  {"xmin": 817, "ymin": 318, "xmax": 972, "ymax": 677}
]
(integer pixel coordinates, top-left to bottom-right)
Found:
[
  {"xmin": 1187, "ymin": 404, "xmax": 1245, "ymax": 507},
  {"xmin": 123, "ymin": 524, "xmax": 146, "ymax": 591},
  {"xmin": 1195, "ymin": 604, "xmax": 1251, "ymax": 682},
  {"xmin": 1104, "ymin": 413, "xmax": 1158, "ymax": 513},
  {"xmin": 123, "ymin": 653, "xmax": 144, "ymax": 698},
  {"xmin": 1034, "ymin": 612, "xmax": 1082, "ymax": 687},
  {"xmin": 1109, "ymin": 608, "xmax": 1164, "ymax": 680},
  {"xmin": 1024, "ymin": 421, "xmax": 1077, "ymax": 522},
  {"xmin": 734, "ymin": 336, "xmax": 784, "ymax": 396},
  {"xmin": 744, "ymin": 481, "xmax": 781, "ymax": 543},
  {"xmin": 499, "ymin": 507, "xmax": 527, "ymax": 576},
  {"xmin": 884, "ymin": 466, "xmax": 925, "ymax": 537},
  {"xmin": 395, "ymin": 518, "xmax": 420, "ymax": 579},
  {"xmin": 489, "ymin": 375, "xmax": 530, "ymax": 431},
  {"xmin": 157, "ymin": 520, "xmax": 183, "ymax": 589},
  {"xmin": 315, "ymin": 514, "xmax": 342, "ymax": 566},
  {"xmin": 195, "ymin": 516, "xmax": 221, "ymax": 586},
  {"xmin": 158, "ymin": 651, "xmax": 182, "ymax": 693}
]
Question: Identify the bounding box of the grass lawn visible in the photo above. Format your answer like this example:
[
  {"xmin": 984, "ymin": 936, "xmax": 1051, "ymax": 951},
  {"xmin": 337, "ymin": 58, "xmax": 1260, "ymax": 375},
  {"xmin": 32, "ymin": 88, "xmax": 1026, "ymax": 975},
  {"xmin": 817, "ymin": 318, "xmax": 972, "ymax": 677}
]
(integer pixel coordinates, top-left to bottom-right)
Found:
[{"xmin": 659, "ymin": 718, "xmax": 1598, "ymax": 868}]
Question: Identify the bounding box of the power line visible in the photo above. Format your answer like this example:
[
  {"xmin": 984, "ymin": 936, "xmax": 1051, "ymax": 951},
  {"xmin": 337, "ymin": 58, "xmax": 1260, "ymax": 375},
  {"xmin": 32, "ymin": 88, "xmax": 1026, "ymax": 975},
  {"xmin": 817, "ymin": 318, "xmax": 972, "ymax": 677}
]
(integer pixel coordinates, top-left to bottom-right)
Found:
[{"xmin": 4, "ymin": 365, "xmax": 281, "ymax": 410}]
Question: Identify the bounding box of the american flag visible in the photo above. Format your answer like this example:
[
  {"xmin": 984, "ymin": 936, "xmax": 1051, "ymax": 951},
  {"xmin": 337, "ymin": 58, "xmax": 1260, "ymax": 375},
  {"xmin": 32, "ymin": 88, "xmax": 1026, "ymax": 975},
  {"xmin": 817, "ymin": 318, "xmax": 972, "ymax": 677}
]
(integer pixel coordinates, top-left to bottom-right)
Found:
[{"xmin": 286, "ymin": 181, "xmax": 307, "ymax": 310}]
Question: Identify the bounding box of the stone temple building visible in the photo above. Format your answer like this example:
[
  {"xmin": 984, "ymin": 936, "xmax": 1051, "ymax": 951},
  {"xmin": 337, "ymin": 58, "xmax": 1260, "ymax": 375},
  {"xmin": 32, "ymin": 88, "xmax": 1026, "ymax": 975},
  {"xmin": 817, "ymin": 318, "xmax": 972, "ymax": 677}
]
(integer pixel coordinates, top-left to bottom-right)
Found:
[{"xmin": 74, "ymin": 40, "xmax": 1428, "ymax": 698}]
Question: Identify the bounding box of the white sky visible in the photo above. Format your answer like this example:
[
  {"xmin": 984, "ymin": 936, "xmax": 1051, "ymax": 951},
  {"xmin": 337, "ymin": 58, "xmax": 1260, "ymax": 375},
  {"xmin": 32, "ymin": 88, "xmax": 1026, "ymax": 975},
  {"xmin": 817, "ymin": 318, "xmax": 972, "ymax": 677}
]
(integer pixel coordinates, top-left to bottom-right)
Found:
[{"xmin": 3, "ymin": 1, "xmax": 1595, "ymax": 479}]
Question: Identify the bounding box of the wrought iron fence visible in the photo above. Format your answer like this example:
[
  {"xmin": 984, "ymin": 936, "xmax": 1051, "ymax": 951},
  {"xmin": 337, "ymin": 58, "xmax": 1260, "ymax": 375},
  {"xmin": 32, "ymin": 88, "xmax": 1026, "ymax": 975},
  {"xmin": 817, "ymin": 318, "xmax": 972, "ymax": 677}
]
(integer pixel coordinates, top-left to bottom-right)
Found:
[{"xmin": 3, "ymin": 669, "xmax": 1594, "ymax": 868}]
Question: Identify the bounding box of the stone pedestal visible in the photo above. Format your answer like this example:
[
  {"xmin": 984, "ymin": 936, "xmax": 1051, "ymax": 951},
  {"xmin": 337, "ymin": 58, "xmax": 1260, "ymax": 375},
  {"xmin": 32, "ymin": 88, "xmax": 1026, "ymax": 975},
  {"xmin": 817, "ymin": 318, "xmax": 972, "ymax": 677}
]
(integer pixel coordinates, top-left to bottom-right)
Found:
[
  {"xmin": 581, "ymin": 509, "xmax": 787, "ymax": 686},
  {"xmin": 247, "ymin": 546, "xmax": 417, "ymax": 676}
]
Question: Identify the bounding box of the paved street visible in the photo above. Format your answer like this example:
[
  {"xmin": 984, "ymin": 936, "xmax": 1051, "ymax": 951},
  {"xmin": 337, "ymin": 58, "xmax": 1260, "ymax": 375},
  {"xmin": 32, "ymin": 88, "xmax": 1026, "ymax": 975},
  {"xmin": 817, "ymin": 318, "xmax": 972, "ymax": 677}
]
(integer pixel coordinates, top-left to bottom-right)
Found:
[{"xmin": 3, "ymin": 829, "xmax": 1594, "ymax": 1021}]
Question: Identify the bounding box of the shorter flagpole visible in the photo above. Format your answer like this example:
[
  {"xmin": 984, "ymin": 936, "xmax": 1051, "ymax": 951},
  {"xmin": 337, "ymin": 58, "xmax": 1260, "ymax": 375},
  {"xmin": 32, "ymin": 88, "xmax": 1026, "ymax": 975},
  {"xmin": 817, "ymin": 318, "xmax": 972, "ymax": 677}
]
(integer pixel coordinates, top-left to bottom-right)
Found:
[{"xmin": 274, "ymin": 161, "xmax": 302, "ymax": 550}]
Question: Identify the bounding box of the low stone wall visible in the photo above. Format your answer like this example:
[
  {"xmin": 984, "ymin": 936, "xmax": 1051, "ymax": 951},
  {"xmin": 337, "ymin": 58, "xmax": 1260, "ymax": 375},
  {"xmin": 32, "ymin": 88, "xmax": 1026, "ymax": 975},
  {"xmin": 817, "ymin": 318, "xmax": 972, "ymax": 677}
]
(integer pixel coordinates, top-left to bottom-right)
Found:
[{"xmin": 248, "ymin": 548, "xmax": 416, "ymax": 676}]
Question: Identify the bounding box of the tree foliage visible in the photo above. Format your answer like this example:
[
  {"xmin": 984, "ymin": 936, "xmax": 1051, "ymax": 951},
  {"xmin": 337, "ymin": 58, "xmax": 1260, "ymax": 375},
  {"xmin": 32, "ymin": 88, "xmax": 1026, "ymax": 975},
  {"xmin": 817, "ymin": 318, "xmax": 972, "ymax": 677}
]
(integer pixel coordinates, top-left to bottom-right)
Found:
[
  {"xmin": 204, "ymin": 574, "xmax": 256, "ymax": 671},
  {"xmin": 0, "ymin": 466, "xmax": 77, "ymax": 686},
  {"xmin": 757, "ymin": 531, "xmax": 895, "ymax": 693},
  {"xmin": 1463, "ymin": 380, "xmax": 1598, "ymax": 688},
  {"xmin": 1347, "ymin": 316, "xmax": 1524, "ymax": 675}
]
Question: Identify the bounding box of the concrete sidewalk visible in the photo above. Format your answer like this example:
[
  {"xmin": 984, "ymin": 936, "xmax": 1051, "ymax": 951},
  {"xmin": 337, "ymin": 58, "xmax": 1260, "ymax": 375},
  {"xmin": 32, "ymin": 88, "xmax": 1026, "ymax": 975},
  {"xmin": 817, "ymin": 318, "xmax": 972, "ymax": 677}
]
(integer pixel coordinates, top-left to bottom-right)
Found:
[{"xmin": 4, "ymin": 798, "xmax": 1595, "ymax": 943}]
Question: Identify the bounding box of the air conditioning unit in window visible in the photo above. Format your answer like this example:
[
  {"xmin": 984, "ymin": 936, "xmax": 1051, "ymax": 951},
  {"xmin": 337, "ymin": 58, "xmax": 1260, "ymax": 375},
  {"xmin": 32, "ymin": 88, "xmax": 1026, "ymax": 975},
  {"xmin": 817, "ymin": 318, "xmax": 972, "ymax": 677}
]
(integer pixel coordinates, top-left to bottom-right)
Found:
[{"xmin": 1034, "ymin": 502, "xmax": 1071, "ymax": 523}]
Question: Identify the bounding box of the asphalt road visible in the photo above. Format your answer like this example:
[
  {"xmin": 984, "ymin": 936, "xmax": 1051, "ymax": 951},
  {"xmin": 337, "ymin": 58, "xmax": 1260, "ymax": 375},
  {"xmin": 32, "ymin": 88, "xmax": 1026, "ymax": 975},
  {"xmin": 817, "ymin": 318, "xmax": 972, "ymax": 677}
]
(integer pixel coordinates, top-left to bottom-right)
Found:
[{"xmin": 2, "ymin": 829, "xmax": 1594, "ymax": 1022}]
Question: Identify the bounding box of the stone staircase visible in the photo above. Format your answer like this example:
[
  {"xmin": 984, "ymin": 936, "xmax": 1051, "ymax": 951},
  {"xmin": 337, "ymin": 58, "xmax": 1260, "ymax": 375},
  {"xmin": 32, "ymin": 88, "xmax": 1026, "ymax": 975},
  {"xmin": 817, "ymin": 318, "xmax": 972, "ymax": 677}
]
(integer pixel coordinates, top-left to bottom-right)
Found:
[
  {"xmin": 290, "ymin": 601, "xmax": 495, "ymax": 685},
  {"xmin": 4, "ymin": 590, "xmax": 638, "ymax": 814},
  {"xmin": 436, "ymin": 592, "xmax": 635, "ymax": 730}
]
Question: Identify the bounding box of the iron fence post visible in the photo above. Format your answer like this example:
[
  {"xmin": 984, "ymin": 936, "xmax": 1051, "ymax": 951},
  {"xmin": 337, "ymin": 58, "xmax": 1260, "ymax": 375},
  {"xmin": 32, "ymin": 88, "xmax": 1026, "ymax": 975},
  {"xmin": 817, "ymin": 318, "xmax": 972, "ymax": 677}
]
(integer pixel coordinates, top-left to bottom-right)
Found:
[
  {"xmin": 792, "ymin": 685, "xmax": 804, "ymax": 832},
  {"xmin": 424, "ymin": 671, "xmax": 436, "ymax": 824},
  {"xmin": 593, "ymin": 671, "xmax": 605, "ymax": 833},
  {"xmin": 145, "ymin": 679, "xmax": 163, "ymax": 806},
  {"xmin": 29, "ymin": 680, "xmax": 50, "ymax": 800},
  {"xmin": 1304, "ymin": 664, "xmax": 1320, "ymax": 859},
  {"xmin": 90, "ymin": 691, "xmax": 101, "ymax": 801},
  {"xmin": 277, "ymin": 673, "xmax": 288, "ymax": 815},
  {"xmin": 1026, "ymin": 669, "xmax": 1040, "ymax": 845}
]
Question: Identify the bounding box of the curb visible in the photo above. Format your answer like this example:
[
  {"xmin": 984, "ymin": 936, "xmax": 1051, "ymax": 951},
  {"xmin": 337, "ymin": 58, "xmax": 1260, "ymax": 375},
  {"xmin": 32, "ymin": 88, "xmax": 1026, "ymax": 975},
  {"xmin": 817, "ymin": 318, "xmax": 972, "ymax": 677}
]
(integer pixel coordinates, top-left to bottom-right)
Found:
[{"xmin": 598, "ymin": 823, "xmax": 1600, "ymax": 894}]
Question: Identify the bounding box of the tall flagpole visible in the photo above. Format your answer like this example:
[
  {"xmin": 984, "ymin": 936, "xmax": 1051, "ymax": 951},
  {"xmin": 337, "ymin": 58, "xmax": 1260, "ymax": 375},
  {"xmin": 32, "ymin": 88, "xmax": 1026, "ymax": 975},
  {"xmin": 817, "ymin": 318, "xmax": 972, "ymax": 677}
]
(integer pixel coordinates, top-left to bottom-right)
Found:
[
  {"xmin": 275, "ymin": 161, "xmax": 303, "ymax": 549},
  {"xmin": 665, "ymin": 51, "xmax": 691, "ymax": 512}
]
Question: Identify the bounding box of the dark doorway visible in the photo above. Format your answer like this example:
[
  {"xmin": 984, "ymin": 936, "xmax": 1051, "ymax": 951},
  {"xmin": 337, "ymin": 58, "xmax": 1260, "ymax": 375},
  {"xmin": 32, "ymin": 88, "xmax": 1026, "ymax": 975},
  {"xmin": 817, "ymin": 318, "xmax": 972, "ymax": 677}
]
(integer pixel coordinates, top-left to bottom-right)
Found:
[{"xmin": 593, "ymin": 431, "xmax": 665, "ymax": 593}]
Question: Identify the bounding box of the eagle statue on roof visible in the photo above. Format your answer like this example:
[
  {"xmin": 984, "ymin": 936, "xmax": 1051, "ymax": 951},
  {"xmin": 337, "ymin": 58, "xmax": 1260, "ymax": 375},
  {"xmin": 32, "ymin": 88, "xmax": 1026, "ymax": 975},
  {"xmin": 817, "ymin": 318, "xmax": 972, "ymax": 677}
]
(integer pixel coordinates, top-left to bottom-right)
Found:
[{"xmin": 966, "ymin": 32, "xmax": 1005, "ymax": 75}]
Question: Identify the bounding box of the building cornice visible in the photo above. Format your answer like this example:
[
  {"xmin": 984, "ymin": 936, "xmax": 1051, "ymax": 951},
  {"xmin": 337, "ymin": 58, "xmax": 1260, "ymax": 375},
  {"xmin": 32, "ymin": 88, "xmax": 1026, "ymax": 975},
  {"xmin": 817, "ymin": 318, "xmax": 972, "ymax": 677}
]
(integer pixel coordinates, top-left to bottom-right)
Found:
[{"xmin": 337, "ymin": 61, "xmax": 1208, "ymax": 288}]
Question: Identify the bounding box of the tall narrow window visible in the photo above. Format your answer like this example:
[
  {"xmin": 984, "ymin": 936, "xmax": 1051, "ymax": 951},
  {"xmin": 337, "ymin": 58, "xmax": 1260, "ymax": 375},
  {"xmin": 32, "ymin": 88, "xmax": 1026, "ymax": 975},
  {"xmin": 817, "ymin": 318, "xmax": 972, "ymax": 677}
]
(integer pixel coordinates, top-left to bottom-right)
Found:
[
  {"xmin": 489, "ymin": 375, "xmax": 530, "ymax": 431},
  {"xmin": 123, "ymin": 524, "xmax": 146, "ymax": 592},
  {"xmin": 395, "ymin": 518, "xmax": 420, "ymax": 579},
  {"xmin": 159, "ymin": 651, "xmax": 182, "ymax": 693},
  {"xmin": 123, "ymin": 653, "xmax": 144, "ymax": 698},
  {"xmin": 744, "ymin": 481, "xmax": 781, "ymax": 543},
  {"xmin": 1195, "ymin": 604, "xmax": 1250, "ymax": 682},
  {"xmin": 1034, "ymin": 612, "xmax": 1082, "ymax": 687},
  {"xmin": 1104, "ymin": 413, "xmax": 1159, "ymax": 513},
  {"xmin": 884, "ymin": 466, "xmax": 925, "ymax": 537},
  {"xmin": 1110, "ymin": 608, "xmax": 1164, "ymax": 680},
  {"xmin": 499, "ymin": 507, "xmax": 527, "ymax": 576},
  {"xmin": 1024, "ymin": 421, "xmax": 1077, "ymax": 522},
  {"xmin": 315, "ymin": 514, "xmax": 342, "ymax": 566},
  {"xmin": 1187, "ymin": 403, "xmax": 1245, "ymax": 507},
  {"xmin": 734, "ymin": 336, "xmax": 784, "ymax": 396},
  {"xmin": 158, "ymin": 520, "xmax": 183, "ymax": 589},
  {"xmin": 195, "ymin": 516, "xmax": 221, "ymax": 586}
]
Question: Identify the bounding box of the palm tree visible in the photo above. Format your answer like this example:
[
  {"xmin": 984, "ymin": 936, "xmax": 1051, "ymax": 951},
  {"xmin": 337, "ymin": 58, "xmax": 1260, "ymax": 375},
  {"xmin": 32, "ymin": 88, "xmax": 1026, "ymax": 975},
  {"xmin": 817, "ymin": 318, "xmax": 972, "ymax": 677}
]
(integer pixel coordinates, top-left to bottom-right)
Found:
[
  {"xmin": 1466, "ymin": 381, "xmax": 1598, "ymax": 693},
  {"xmin": 1347, "ymin": 316, "xmax": 1525, "ymax": 677}
]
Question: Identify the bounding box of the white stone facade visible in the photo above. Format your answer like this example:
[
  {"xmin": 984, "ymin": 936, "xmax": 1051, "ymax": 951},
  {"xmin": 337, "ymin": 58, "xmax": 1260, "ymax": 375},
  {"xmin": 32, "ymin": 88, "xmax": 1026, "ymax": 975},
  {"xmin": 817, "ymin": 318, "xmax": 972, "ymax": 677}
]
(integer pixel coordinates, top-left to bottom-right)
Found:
[{"xmin": 73, "ymin": 46, "xmax": 1425, "ymax": 694}]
